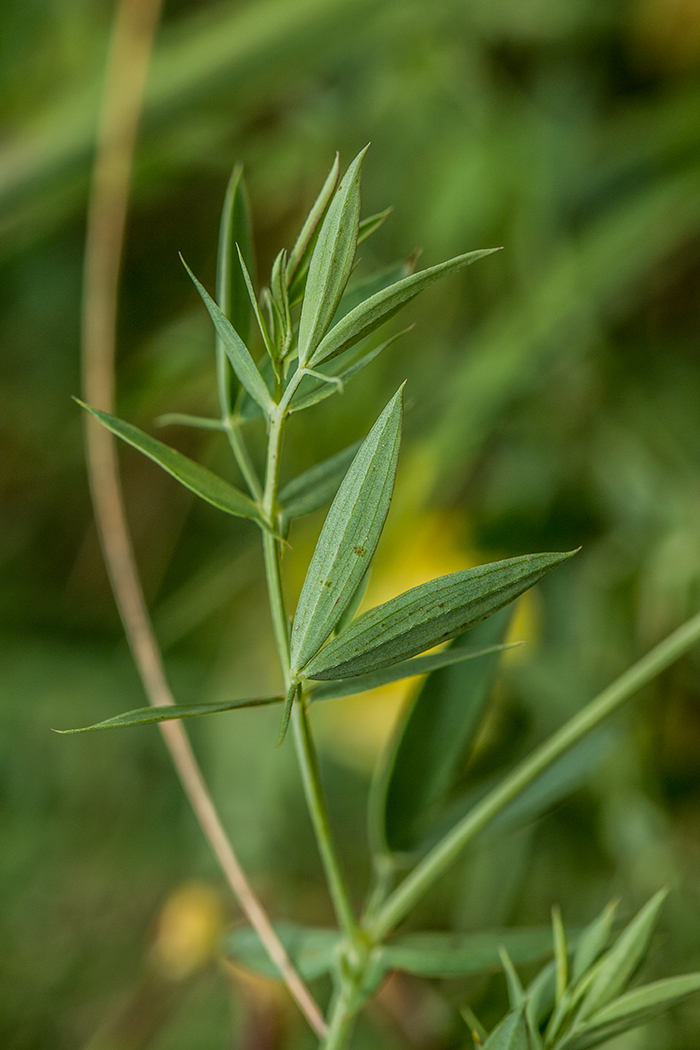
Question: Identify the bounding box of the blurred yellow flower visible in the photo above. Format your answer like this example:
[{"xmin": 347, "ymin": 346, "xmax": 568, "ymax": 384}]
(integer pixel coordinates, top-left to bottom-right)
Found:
[{"xmin": 150, "ymin": 882, "xmax": 224, "ymax": 981}]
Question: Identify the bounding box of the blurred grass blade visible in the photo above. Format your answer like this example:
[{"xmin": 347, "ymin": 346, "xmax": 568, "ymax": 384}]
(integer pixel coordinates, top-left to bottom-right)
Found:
[
  {"xmin": 572, "ymin": 901, "xmax": 618, "ymax": 984},
  {"xmin": 76, "ymin": 401, "xmax": 270, "ymax": 529},
  {"xmin": 357, "ymin": 207, "xmax": 392, "ymax": 246},
  {"xmin": 182, "ymin": 258, "xmax": 273, "ymax": 416},
  {"xmin": 290, "ymin": 386, "xmax": 403, "ymax": 674},
  {"xmin": 383, "ymin": 928, "xmax": 553, "ymax": 979},
  {"xmin": 155, "ymin": 413, "xmax": 225, "ymax": 431},
  {"xmin": 290, "ymin": 327, "xmax": 411, "ymax": 414},
  {"xmin": 375, "ymin": 608, "xmax": 513, "ymax": 855},
  {"xmin": 482, "ymin": 1005, "xmax": 530, "ymax": 1050},
  {"xmin": 279, "ymin": 440, "xmax": 361, "ymax": 526},
  {"xmin": 55, "ymin": 696, "xmax": 283, "ymax": 733},
  {"xmin": 309, "ymin": 642, "xmax": 517, "ymax": 702},
  {"xmin": 303, "ymin": 551, "xmax": 574, "ymax": 681},
  {"xmin": 500, "ymin": 947, "xmax": 526, "ymax": 1009},
  {"xmin": 217, "ymin": 164, "xmax": 255, "ymax": 349},
  {"xmin": 297, "ymin": 146, "xmax": 368, "ymax": 366},
  {"xmin": 287, "ymin": 153, "xmax": 339, "ymax": 291},
  {"xmin": 576, "ymin": 889, "xmax": 668, "ymax": 1023},
  {"xmin": 563, "ymin": 973, "xmax": 700, "ymax": 1050},
  {"xmin": 552, "ymin": 906, "xmax": 568, "ymax": 1004},
  {"xmin": 225, "ymin": 923, "xmax": 340, "ymax": 982},
  {"xmin": 308, "ymin": 247, "xmax": 500, "ymax": 368}
]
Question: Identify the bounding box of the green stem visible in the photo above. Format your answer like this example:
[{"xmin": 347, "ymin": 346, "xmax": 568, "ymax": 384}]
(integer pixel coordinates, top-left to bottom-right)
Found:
[
  {"xmin": 216, "ymin": 334, "xmax": 262, "ymax": 501},
  {"xmin": 367, "ymin": 608, "xmax": 700, "ymax": 942},
  {"xmin": 321, "ymin": 988, "xmax": 358, "ymax": 1050},
  {"xmin": 260, "ymin": 383, "xmax": 359, "ymax": 949},
  {"xmin": 292, "ymin": 699, "xmax": 359, "ymax": 941}
]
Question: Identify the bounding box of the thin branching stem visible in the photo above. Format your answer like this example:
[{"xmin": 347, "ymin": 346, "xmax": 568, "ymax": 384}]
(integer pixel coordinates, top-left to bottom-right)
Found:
[{"xmin": 79, "ymin": 0, "xmax": 325, "ymax": 1036}]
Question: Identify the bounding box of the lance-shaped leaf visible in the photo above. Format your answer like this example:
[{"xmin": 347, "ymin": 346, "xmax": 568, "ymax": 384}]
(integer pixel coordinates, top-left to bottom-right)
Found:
[
  {"xmin": 278, "ymin": 440, "xmax": 361, "ymax": 527},
  {"xmin": 561, "ymin": 972, "xmax": 700, "ymax": 1050},
  {"xmin": 333, "ymin": 257, "xmax": 416, "ymax": 326},
  {"xmin": 303, "ymin": 550, "xmax": 575, "ymax": 681},
  {"xmin": 575, "ymin": 888, "xmax": 668, "ymax": 1023},
  {"xmin": 77, "ymin": 402, "xmax": 269, "ymax": 530},
  {"xmin": 357, "ymin": 207, "xmax": 392, "ymax": 246},
  {"xmin": 54, "ymin": 696, "xmax": 283, "ymax": 733},
  {"xmin": 309, "ymin": 642, "xmax": 517, "ymax": 702},
  {"xmin": 286, "ymin": 153, "xmax": 340, "ymax": 293},
  {"xmin": 217, "ymin": 164, "xmax": 255, "ymax": 348},
  {"xmin": 384, "ymin": 928, "xmax": 554, "ymax": 980},
  {"xmin": 482, "ymin": 1005, "xmax": 531, "ymax": 1050},
  {"xmin": 225, "ymin": 923, "xmax": 340, "ymax": 982},
  {"xmin": 182, "ymin": 258, "xmax": 273, "ymax": 416},
  {"xmin": 297, "ymin": 146, "xmax": 368, "ymax": 366},
  {"xmin": 571, "ymin": 901, "xmax": 618, "ymax": 984},
  {"xmin": 290, "ymin": 386, "xmax": 403, "ymax": 675},
  {"xmin": 308, "ymin": 247, "xmax": 500, "ymax": 368},
  {"xmin": 155, "ymin": 413, "xmax": 225, "ymax": 431},
  {"xmin": 376, "ymin": 609, "xmax": 513, "ymax": 855}
]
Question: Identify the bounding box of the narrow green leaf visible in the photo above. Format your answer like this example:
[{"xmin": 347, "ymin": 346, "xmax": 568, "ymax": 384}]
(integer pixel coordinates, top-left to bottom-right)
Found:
[
  {"xmin": 289, "ymin": 327, "xmax": 411, "ymax": 414},
  {"xmin": 55, "ymin": 696, "xmax": 282, "ymax": 733},
  {"xmin": 482, "ymin": 1005, "xmax": 531, "ymax": 1050},
  {"xmin": 304, "ymin": 551, "xmax": 575, "ymax": 681},
  {"xmin": 562, "ymin": 973, "xmax": 700, "ymax": 1050},
  {"xmin": 76, "ymin": 401, "xmax": 269, "ymax": 529},
  {"xmin": 217, "ymin": 163, "xmax": 255, "ymax": 347},
  {"xmin": 375, "ymin": 609, "xmax": 513, "ymax": 855},
  {"xmin": 279, "ymin": 440, "xmax": 361, "ymax": 525},
  {"xmin": 308, "ymin": 247, "xmax": 500, "ymax": 368},
  {"xmin": 527, "ymin": 961, "xmax": 556, "ymax": 1028},
  {"xmin": 154, "ymin": 413, "xmax": 225, "ymax": 431},
  {"xmin": 571, "ymin": 901, "xmax": 618, "ymax": 984},
  {"xmin": 310, "ymin": 642, "xmax": 517, "ymax": 702},
  {"xmin": 297, "ymin": 146, "xmax": 368, "ymax": 366},
  {"xmin": 357, "ymin": 207, "xmax": 393, "ymax": 246},
  {"xmin": 290, "ymin": 387, "xmax": 403, "ymax": 675},
  {"xmin": 225, "ymin": 922, "xmax": 340, "ymax": 982},
  {"xmin": 270, "ymin": 247, "xmax": 292, "ymax": 356},
  {"xmin": 500, "ymin": 947, "xmax": 526, "ymax": 1009},
  {"xmin": 236, "ymin": 244, "xmax": 274, "ymax": 359},
  {"xmin": 553, "ymin": 906, "xmax": 568, "ymax": 1004},
  {"xmin": 182, "ymin": 257, "xmax": 273, "ymax": 416},
  {"xmin": 576, "ymin": 889, "xmax": 668, "ymax": 1023},
  {"xmin": 383, "ymin": 928, "xmax": 554, "ymax": 979},
  {"xmin": 336, "ymin": 258, "xmax": 415, "ymax": 324},
  {"xmin": 462, "ymin": 1006, "xmax": 488, "ymax": 1048},
  {"xmin": 286, "ymin": 153, "xmax": 340, "ymax": 289}
]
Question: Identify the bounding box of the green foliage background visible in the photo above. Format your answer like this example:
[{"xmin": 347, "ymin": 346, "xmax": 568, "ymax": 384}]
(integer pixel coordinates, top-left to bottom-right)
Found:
[{"xmin": 2, "ymin": 0, "xmax": 700, "ymax": 1046}]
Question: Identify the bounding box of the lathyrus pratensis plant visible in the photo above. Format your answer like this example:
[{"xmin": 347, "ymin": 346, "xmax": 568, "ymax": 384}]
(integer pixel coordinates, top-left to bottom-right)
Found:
[{"xmin": 66, "ymin": 149, "xmax": 700, "ymax": 1048}]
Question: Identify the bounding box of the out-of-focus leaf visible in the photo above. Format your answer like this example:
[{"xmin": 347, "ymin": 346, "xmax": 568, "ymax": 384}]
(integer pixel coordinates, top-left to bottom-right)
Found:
[
  {"xmin": 482, "ymin": 1005, "xmax": 530, "ymax": 1050},
  {"xmin": 290, "ymin": 387, "xmax": 403, "ymax": 675},
  {"xmin": 576, "ymin": 889, "xmax": 668, "ymax": 1023},
  {"xmin": 382, "ymin": 928, "xmax": 553, "ymax": 979},
  {"xmin": 55, "ymin": 696, "xmax": 282, "ymax": 733},
  {"xmin": 182, "ymin": 259, "xmax": 273, "ymax": 416},
  {"xmin": 553, "ymin": 906, "xmax": 568, "ymax": 1004},
  {"xmin": 286, "ymin": 153, "xmax": 340, "ymax": 296},
  {"xmin": 155, "ymin": 413, "xmax": 225, "ymax": 431},
  {"xmin": 527, "ymin": 962, "xmax": 556, "ymax": 1029},
  {"xmin": 224, "ymin": 923, "xmax": 340, "ymax": 982},
  {"xmin": 279, "ymin": 440, "xmax": 361, "ymax": 526},
  {"xmin": 561, "ymin": 973, "xmax": 700, "ymax": 1050},
  {"xmin": 76, "ymin": 402, "xmax": 269, "ymax": 529},
  {"xmin": 357, "ymin": 207, "xmax": 392, "ymax": 246},
  {"xmin": 236, "ymin": 355, "xmax": 275, "ymax": 422},
  {"xmin": 297, "ymin": 146, "xmax": 368, "ymax": 366},
  {"xmin": 571, "ymin": 902, "xmax": 618, "ymax": 984},
  {"xmin": 375, "ymin": 609, "xmax": 513, "ymax": 855},
  {"xmin": 217, "ymin": 164, "xmax": 255, "ymax": 351},
  {"xmin": 308, "ymin": 247, "xmax": 500, "ymax": 368},
  {"xmin": 500, "ymin": 947, "xmax": 526, "ymax": 1009},
  {"xmin": 309, "ymin": 642, "xmax": 517, "ymax": 702},
  {"xmin": 303, "ymin": 552, "xmax": 574, "ymax": 681},
  {"xmin": 289, "ymin": 327, "xmax": 411, "ymax": 414}
]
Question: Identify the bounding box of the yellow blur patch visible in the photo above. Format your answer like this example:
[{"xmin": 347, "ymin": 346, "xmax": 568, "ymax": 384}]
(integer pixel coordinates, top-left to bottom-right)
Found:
[
  {"xmin": 151, "ymin": 882, "xmax": 224, "ymax": 980},
  {"xmin": 631, "ymin": 0, "xmax": 700, "ymax": 70},
  {"xmin": 312, "ymin": 510, "xmax": 477, "ymax": 773}
]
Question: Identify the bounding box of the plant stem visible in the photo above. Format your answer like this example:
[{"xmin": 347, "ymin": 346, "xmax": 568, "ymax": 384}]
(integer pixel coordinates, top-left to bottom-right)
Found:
[
  {"xmin": 260, "ymin": 391, "xmax": 360, "ymax": 949},
  {"xmin": 321, "ymin": 988, "xmax": 358, "ymax": 1050},
  {"xmin": 368, "ymin": 608, "xmax": 700, "ymax": 942}
]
